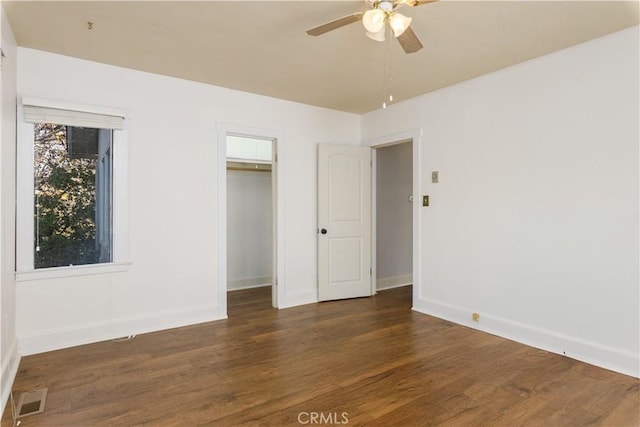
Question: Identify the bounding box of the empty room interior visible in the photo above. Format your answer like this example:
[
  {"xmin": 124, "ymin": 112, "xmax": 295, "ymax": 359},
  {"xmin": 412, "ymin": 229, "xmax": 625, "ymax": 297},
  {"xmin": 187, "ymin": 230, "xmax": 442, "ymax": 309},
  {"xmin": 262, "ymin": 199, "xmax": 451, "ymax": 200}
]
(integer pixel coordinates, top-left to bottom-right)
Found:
[{"xmin": 0, "ymin": 1, "xmax": 638, "ymax": 425}]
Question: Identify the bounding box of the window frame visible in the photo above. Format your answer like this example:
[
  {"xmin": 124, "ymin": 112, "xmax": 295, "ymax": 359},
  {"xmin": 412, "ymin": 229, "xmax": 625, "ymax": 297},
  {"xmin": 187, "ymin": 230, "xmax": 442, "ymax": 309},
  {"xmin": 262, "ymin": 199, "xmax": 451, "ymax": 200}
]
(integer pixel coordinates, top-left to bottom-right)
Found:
[{"xmin": 16, "ymin": 97, "xmax": 130, "ymax": 281}]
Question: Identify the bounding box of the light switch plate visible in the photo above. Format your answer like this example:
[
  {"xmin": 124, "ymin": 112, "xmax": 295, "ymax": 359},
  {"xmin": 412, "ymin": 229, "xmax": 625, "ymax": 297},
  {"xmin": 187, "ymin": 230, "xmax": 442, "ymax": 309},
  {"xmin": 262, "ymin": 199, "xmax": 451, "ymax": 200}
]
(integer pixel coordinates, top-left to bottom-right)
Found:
[
  {"xmin": 432, "ymin": 171, "xmax": 439, "ymax": 183},
  {"xmin": 422, "ymin": 195, "xmax": 429, "ymax": 206}
]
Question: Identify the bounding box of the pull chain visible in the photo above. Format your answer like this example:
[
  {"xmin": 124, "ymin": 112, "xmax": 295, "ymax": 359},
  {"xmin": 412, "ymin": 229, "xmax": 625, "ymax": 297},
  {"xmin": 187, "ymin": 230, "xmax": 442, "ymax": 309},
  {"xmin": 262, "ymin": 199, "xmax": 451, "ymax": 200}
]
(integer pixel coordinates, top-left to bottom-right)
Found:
[
  {"xmin": 382, "ymin": 25, "xmax": 394, "ymax": 109},
  {"xmin": 382, "ymin": 26, "xmax": 388, "ymax": 109}
]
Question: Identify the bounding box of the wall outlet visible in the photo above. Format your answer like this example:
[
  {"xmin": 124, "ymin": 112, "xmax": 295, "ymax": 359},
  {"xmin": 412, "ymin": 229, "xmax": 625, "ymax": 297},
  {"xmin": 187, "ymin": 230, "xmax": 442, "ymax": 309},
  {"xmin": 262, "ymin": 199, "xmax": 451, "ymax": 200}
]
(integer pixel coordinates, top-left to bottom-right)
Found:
[{"xmin": 472, "ymin": 312, "xmax": 480, "ymax": 322}]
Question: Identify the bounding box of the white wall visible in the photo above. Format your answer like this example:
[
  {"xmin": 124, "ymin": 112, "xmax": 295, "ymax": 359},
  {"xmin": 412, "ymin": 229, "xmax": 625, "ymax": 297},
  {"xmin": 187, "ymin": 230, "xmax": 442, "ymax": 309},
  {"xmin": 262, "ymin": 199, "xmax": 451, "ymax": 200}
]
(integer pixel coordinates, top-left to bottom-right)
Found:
[
  {"xmin": 376, "ymin": 142, "xmax": 413, "ymax": 290},
  {"xmin": 16, "ymin": 48, "xmax": 360, "ymax": 355},
  {"xmin": 0, "ymin": 7, "xmax": 19, "ymax": 412},
  {"xmin": 363, "ymin": 26, "xmax": 639, "ymax": 377},
  {"xmin": 227, "ymin": 169, "xmax": 272, "ymax": 290}
]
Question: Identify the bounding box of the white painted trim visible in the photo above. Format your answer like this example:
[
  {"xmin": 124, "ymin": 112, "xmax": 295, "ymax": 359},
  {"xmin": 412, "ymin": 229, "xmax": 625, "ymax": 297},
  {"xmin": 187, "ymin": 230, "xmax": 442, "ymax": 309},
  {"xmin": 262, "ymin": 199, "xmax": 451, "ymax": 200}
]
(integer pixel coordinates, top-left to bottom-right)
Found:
[
  {"xmin": 363, "ymin": 129, "xmax": 423, "ymax": 309},
  {"xmin": 216, "ymin": 123, "xmax": 285, "ymax": 312},
  {"xmin": 0, "ymin": 338, "xmax": 20, "ymax": 414},
  {"xmin": 228, "ymin": 276, "xmax": 271, "ymax": 291},
  {"xmin": 18, "ymin": 304, "xmax": 224, "ymax": 356},
  {"xmin": 271, "ymin": 139, "xmax": 279, "ymax": 308},
  {"xmin": 413, "ymin": 131, "xmax": 422, "ymax": 310},
  {"xmin": 21, "ymin": 96, "xmax": 127, "ymax": 119},
  {"xmin": 15, "ymin": 110, "xmax": 33, "ymax": 272},
  {"xmin": 16, "ymin": 262, "xmax": 130, "ymax": 282},
  {"xmin": 15, "ymin": 98, "xmax": 130, "ymax": 273},
  {"xmin": 274, "ymin": 134, "xmax": 285, "ymax": 308},
  {"xmin": 413, "ymin": 297, "xmax": 640, "ymax": 378},
  {"xmin": 216, "ymin": 126, "xmax": 228, "ymax": 317},
  {"xmin": 377, "ymin": 274, "xmax": 412, "ymax": 291},
  {"xmin": 217, "ymin": 127, "xmax": 228, "ymax": 317},
  {"xmin": 112, "ymin": 122, "xmax": 129, "ymax": 265},
  {"xmin": 370, "ymin": 148, "xmax": 377, "ymax": 295}
]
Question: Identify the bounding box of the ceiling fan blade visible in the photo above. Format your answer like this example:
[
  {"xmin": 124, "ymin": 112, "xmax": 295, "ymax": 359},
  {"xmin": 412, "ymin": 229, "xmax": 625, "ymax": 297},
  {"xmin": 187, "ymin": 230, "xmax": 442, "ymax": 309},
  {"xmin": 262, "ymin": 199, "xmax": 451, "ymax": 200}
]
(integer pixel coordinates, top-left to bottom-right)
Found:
[
  {"xmin": 402, "ymin": 0, "xmax": 438, "ymax": 6},
  {"xmin": 397, "ymin": 26, "xmax": 423, "ymax": 53},
  {"xmin": 306, "ymin": 13, "xmax": 363, "ymax": 36}
]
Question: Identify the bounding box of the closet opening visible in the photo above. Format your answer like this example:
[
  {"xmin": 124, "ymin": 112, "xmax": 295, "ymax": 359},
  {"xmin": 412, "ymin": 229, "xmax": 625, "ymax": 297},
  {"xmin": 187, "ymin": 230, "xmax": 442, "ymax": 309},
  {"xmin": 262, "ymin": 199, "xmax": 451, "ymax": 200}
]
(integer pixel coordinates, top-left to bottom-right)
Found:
[{"xmin": 226, "ymin": 134, "xmax": 276, "ymax": 309}]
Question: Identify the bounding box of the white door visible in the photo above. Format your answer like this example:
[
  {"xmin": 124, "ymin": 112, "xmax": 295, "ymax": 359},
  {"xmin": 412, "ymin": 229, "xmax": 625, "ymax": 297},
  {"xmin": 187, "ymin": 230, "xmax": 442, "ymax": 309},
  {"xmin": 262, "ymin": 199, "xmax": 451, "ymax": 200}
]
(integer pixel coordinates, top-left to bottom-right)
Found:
[{"xmin": 318, "ymin": 144, "xmax": 372, "ymax": 301}]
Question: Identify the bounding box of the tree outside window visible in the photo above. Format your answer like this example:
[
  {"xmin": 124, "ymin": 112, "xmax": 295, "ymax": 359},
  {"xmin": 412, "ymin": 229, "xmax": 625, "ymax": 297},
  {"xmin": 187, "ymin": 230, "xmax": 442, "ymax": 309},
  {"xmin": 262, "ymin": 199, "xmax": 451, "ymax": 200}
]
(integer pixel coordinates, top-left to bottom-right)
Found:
[{"xmin": 34, "ymin": 123, "xmax": 113, "ymax": 268}]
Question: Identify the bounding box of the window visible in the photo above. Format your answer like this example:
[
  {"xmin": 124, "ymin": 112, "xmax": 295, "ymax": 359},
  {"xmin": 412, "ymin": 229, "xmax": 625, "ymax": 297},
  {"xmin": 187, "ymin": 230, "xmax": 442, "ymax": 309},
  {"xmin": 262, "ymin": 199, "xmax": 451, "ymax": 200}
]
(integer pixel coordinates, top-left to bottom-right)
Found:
[
  {"xmin": 17, "ymin": 98, "xmax": 129, "ymax": 279},
  {"xmin": 33, "ymin": 124, "xmax": 112, "ymax": 268}
]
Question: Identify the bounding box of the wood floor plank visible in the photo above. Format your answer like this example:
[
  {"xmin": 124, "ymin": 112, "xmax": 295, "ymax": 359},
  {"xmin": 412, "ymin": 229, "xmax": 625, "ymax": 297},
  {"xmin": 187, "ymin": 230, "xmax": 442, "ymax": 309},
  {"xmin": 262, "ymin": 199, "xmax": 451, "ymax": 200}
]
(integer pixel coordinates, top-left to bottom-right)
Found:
[{"xmin": 2, "ymin": 286, "xmax": 638, "ymax": 426}]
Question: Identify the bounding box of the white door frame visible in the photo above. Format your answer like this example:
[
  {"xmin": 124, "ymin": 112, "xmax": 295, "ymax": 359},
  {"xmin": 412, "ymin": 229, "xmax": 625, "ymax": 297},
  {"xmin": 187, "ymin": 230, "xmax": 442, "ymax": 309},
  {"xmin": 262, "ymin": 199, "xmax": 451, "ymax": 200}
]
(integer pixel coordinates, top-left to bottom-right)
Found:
[
  {"xmin": 363, "ymin": 129, "xmax": 422, "ymax": 309},
  {"xmin": 217, "ymin": 123, "xmax": 285, "ymax": 315}
]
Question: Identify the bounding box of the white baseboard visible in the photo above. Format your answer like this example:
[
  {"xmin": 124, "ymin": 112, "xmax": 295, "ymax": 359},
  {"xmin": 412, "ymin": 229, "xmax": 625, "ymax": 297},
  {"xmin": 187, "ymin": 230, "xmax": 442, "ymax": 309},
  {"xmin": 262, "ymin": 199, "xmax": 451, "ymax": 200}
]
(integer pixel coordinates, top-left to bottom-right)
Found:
[
  {"xmin": 377, "ymin": 274, "xmax": 412, "ymax": 291},
  {"xmin": 413, "ymin": 297, "xmax": 639, "ymax": 378},
  {"xmin": 1, "ymin": 338, "xmax": 20, "ymax": 414},
  {"xmin": 228, "ymin": 276, "xmax": 271, "ymax": 291},
  {"xmin": 18, "ymin": 304, "xmax": 225, "ymax": 356}
]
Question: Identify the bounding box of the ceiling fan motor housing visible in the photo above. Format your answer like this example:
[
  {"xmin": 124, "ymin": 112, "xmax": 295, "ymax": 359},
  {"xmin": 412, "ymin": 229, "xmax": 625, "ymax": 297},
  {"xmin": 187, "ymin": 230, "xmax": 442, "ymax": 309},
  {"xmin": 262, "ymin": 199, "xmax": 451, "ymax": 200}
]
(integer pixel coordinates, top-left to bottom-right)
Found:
[
  {"xmin": 367, "ymin": 0, "xmax": 396, "ymax": 10},
  {"xmin": 378, "ymin": 1, "xmax": 395, "ymax": 12}
]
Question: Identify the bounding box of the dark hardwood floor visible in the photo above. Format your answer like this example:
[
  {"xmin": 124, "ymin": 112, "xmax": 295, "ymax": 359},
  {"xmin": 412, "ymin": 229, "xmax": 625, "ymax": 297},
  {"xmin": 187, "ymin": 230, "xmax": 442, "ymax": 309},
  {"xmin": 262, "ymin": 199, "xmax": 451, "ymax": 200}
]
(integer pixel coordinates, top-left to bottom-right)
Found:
[{"xmin": 3, "ymin": 285, "xmax": 638, "ymax": 426}]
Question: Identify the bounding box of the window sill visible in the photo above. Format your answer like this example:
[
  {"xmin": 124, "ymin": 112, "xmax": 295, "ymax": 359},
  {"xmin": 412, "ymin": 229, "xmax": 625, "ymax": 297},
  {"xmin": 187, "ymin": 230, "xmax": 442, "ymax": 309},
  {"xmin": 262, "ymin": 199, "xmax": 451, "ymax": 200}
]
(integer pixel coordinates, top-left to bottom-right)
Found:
[{"xmin": 16, "ymin": 262, "xmax": 131, "ymax": 282}]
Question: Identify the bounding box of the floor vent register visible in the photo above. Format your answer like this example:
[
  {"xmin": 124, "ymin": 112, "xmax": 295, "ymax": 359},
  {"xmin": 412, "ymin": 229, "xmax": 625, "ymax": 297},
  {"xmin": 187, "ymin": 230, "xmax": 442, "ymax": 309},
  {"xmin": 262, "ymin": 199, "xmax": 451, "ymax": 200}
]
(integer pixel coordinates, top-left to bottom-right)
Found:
[{"xmin": 11, "ymin": 387, "xmax": 48, "ymax": 423}]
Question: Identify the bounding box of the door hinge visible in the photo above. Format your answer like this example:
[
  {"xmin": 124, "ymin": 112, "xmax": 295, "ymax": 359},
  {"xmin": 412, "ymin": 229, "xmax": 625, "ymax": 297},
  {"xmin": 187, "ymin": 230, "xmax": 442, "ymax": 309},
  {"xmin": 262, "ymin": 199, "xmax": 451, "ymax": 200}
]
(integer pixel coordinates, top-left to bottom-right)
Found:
[{"xmin": 370, "ymin": 267, "xmax": 372, "ymax": 276}]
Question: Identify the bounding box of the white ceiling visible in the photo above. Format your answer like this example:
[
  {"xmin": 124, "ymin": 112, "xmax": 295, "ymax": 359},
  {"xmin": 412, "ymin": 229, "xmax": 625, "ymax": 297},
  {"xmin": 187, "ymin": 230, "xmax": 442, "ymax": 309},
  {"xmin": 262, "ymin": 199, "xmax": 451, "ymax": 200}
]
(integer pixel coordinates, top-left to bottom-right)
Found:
[{"xmin": 4, "ymin": 1, "xmax": 639, "ymax": 113}]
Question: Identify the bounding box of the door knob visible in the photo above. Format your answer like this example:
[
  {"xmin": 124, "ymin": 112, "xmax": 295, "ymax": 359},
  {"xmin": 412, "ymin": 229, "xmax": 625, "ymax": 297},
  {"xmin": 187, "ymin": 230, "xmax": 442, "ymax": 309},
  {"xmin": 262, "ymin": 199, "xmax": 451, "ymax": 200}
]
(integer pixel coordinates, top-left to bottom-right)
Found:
[{"xmin": 320, "ymin": 229, "xmax": 327, "ymax": 234}]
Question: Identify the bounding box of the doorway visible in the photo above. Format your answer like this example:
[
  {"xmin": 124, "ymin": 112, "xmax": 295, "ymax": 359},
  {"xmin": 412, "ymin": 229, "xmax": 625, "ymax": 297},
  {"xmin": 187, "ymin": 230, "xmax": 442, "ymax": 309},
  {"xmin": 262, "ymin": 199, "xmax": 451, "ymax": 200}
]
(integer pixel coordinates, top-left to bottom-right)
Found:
[
  {"xmin": 217, "ymin": 124, "xmax": 285, "ymax": 315},
  {"xmin": 226, "ymin": 135, "xmax": 273, "ymax": 304},
  {"xmin": 374, "ymin": 140, "xmax": 413, "ymax": 296},
  {"xmin": 367, "ymin": 129, "xmax": 421, "ymax": 309}
]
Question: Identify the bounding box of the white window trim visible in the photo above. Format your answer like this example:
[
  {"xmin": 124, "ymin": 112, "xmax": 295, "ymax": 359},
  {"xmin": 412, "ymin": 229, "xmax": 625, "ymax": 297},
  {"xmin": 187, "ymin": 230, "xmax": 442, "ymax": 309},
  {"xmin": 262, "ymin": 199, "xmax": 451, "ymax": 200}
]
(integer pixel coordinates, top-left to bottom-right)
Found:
[{"xmin": 16, "ymin": 96, "xmax": 130, "ymax": 282}]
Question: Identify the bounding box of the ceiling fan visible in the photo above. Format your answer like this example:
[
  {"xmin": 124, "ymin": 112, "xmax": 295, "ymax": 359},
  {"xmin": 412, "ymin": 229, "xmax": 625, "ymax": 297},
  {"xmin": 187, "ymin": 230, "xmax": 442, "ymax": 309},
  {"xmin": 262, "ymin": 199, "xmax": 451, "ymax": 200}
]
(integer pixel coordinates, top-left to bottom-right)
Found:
[{"xmin": 306, "ymin": 0, "xmax": 437, "ymax": 54}]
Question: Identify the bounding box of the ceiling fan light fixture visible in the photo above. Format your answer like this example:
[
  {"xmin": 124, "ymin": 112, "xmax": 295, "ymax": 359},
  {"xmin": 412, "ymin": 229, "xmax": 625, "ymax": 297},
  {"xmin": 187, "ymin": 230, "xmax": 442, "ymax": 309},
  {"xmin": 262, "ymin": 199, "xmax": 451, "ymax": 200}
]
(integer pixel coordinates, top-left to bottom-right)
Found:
[
  {"xmin": 362, "ymin": 8, "xmax": 386, "ymax": 33},
  {"xmin": 389, "ymin": 12, "xmax": 412, "ymax": 37},
  {"xmin": 366, "ymin": 28, "xmax": 386, "ymax": 42}
]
